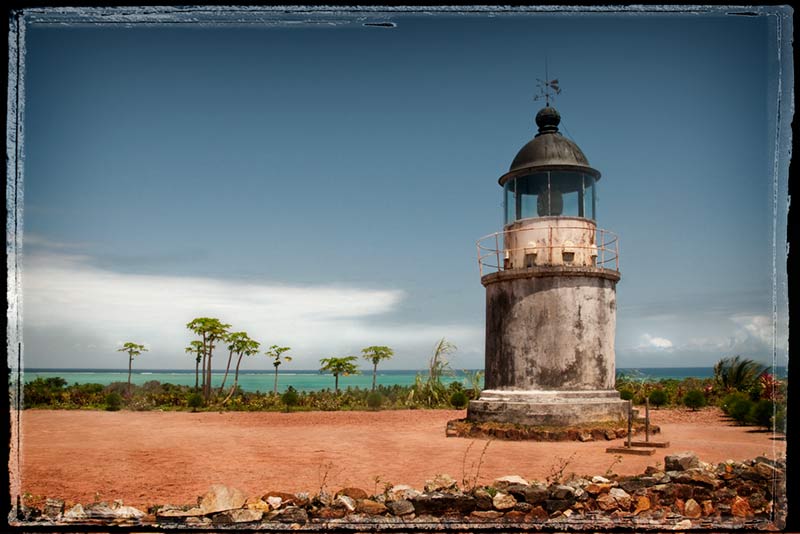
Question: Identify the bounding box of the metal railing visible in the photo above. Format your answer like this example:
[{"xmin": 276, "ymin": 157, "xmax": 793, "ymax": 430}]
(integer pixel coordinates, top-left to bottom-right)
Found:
[{"xmin": 476, "ymin": 225, "xmax": 619, "ymax": 277}]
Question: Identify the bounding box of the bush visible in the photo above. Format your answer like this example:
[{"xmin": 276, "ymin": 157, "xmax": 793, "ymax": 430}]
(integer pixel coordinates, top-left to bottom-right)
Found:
[
  {"xmin": 366, "ymin": 391, "xmax": 383, "ymax": 410},
  {"xmin": 773, "ymin": 405, "xmax": 786, "ymax": 433},
  {"xmin": 648, "ymin": 388, "xmax": 668, "ymax": 408},
  {"xmin": 619, "ymin": 388, "xmax": 634, "ymax": 401},
  {"xmin": 720, "ymin": 392, "xmax": 750, "ymax": 415},
  {"xmin": 187, "ymin": 393, "xmax": 204, "ymax": 412},
  {"xmin": 105, "ymin": 392, "xmax": 123, "ymax": 411},
  {"xmin": 682, "ymin": 389, "xmax": 706, "ymax": 411},
  {"xmin": 748, "ymin": 399, "xmax": 774, "ymax": 429},
  {"xmin": 729, "ymin": 397, "xmax": 754, "ymax": 424},
  {"xmin": 449, "ymin": 391, "xmax": 469, "ymax": 409},
  {"xmin": 281, "ymin": 387, "xmax": 299, "ymax": 411}
]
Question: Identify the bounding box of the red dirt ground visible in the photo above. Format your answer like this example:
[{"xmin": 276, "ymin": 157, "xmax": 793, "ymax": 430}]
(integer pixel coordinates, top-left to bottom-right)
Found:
[{"xmin": 15, "ymin": 407, "xmax": 785, "ymax": 510}]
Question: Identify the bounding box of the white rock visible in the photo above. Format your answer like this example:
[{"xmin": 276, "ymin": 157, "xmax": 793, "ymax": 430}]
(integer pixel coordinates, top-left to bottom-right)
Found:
[
  {"xmin": 115, "ymin": 506, "xmax": 145, "ymax": 519},
  {"xmin": 673, "ymin": 519, "xmax": 692, "ymax": 530},
  {"xmin": 337, "ymin": 495, "xmax": 356, "ymax": 512},
  {"xmin": 592, "ymin": 475, "xmax": 611, "ymax": 484},
  {"xmin": 267, "ymin": 496, "xmax": 283, "ymax": 509},
  {"xmin": 494, "ymin": 475, "xmax": 530, "ymax": 488},
  {"xmin": 63, "ymin": 504, "xmax": 86, "ymax": 520}
]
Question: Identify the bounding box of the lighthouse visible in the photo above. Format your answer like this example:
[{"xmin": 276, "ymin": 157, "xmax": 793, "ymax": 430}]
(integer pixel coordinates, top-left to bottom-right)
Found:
[{"xmin": 468, "ymin": 102, "xmax": 628, "ymax": 427}]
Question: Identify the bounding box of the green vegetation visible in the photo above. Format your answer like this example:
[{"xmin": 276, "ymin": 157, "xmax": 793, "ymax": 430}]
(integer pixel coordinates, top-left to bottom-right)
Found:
[
  {"xmin": 409, "ymin": 338, "xmax": 456, "ymax": 407},
  {"xmin": 267, "ymin": 345, "xmax": 292, "ymax": 394},
  {"xmin": 186, "ymin": 317, "xmax": 232, "ymax": 402},
  {"xmin": 117, "ymin": 342, "xmax": 147, "ymax": 397},
  {"xmin": 648, "ymin": 388, "xmax": 668, "ymax": 409},
  {"xmin": 713, "ymin": 355, "xmax": 767, "ymax": 393},
  {"xmin": 682, "ymin": 389, "xmax": 706, "ymax": 411},
  {"xmin": 366, "ymin": 391, "xmax": 383, "ymax": 410},
  {"xmin": 319, "ymin": 356, "xmax": 361, "ymax": 394},
  {"xmin": 105, "ymin": 392, "xmax": 122, "ymax": 411},
  {"xmin": 449, "ymin": 390, "xmax": 468, "ymax": 409},
  {"xmin": 281, "ymin": 386, "xmax": 300, "ymax": 411},
  {"xmin": 361, "ymin": 346, "xmax": 394, "ymax": 391}
]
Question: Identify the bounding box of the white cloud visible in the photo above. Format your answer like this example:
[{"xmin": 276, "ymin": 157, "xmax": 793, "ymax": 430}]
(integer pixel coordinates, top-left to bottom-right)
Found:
[
  {"xmin": 637, "ymin": 333, "xmax": 673, "ymax": 350},
  {"xmin": 21, "ymin": 251, "xmax": 483, "ymax": 369},
  {"xmin": 730, "ymin": 314, "xmax": 773, "ymax": 347}
]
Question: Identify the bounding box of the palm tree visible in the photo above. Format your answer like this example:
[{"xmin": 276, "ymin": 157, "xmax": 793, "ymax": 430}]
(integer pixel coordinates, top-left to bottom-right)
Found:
[
  {"xmin": 266, "ymin": 345, "xmax": 292, "ymax": 394},
  {"xmin": 361, "ymin": 346, "xmax": 393, "ymax": 391},
  {"xmin": 219, "ymin": 332, "xmax": 248, "ymax": 394},
  {"xmin": 186, "ymin": 317, "xmax": 231, "ymax": 400},
  {"xmin": 713, "ymin": 355, "xmax": 768, "ymax": 393},
  {"xmin": 222, "ymin": 333, "xmax": 260, "ymax": 404},
  {"xmin": 117, "ymin": 342, "xmax": 147, "ymax": 397},
  {"xmin": 319, "ymin": 356, "xmax": 360, "ymax": 394},
  {"xmin": 185, "ymin": 341, "xmax": 204, "ymax": 392}
]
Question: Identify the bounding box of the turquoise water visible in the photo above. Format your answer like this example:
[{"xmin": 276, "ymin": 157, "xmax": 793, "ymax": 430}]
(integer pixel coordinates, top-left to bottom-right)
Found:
[{"xmin": 19, "ymin": 366, "xmax": 786, "ymax": 393}]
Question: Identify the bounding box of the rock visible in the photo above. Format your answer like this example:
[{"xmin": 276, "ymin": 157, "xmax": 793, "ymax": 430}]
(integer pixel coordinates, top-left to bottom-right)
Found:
[
  {"xmin": 471, "ymin": 510, "xmax": 503, "ymax": 520},
  {"xmin": 386, "ymin": 484, "xmax": 421, "ymax": 502},
  {"xmin": 246, "ymin": 499, "xmax": 271, "ymax": 513},
  {"xmin": 275, "ymin": 506, "xmax": 308, "ymax": 524},
  {"xmin": 544, "ymin": 499, "xmax": 570, "ymax": 514},
  {"xmin": 262, "ymin": 491, "xmax": 297, "ymax": 506},
  {"xmin": 387, "ymin": 499, "xmax": 414, "ymax": 516},
  {"xmin": 198, "ymin": 484, "xmax": 246, "ymax": 515},
  {"xmin": 684, "ymin": 498, "xmax": 701, "ymax": 518},
  {"xmin": 503, "ymin": 510, "xmax": 527, "ymax": 521},
  {"xmin": 596, "ymin": 493, "xmax": 618, "ymax": 511},
  {"xmin": 42, "ymin": 498, "xmax": 65, "ymax": 519},
  {"xmin": 578, "ymin": 432, "xmax": 593, "ymax": 442},
  {"xmin": 632, "ymin": 495, "xmax": 651, "ymax": 515},
  {"xmin": 472, "ymin": 488, "xmax": 493, "ymax": 510},
  {"xmin": 266, "ymin": 496, "xmax": 283, "ymax": 509},
  {"xmin": 492, "ymin": 492, "xmax": 516, "ymax": 510},
  {"xmin": 592, "ymin": 475, "xmax": 611, "ymax": 484},
  {"xmin": 731, "ymin": 496, "xmax": 752, "ymax": 518},
  {"xmin": 665, "ymin": 451, "xmax": 700, "ymax": 472},
  {"xmin": 605, "ymin": 430, "xmax": 617, "ymax": 440},
  {"xmin": 754, "ymin": 461, "xmax": 779, "ymax": 479},
  {"xmin": 356, "ymin": 499, "xmax": 387, "ymax": 515},
  {"xmin": 184, "ymin": 516, "xmax": 212, "ymax": 526},
  {"xmin": 526, "ymin": 505, "xmax": 549, "ymax": 520},
  {"xmin": 620, "ymin": 477, "xmax": 650, "ymax": 494},
  {"xmin": 316, "ymin": 490, "xmax": 333, "ymax": 506},
  {"xmin": 336, "ymin": 495, "xmax": 356, "ymax": 512},
  {"xmin": 411, "ymin": 493, "xmax": 476, "ymax": 515},
  {"xmin": 519, "ymin": 483, "xmax": 547, "ymax": 504},
  {"xmin": 504, "ymin": 483, "xmax": 530, "ymax": 500},
  {"xmin": 513, "ymin": 502, "xmax": 533, "ymax": 513},
  {"xmin": 493, "ymin": 475, "xmax": 529, "ymax": 489},
  {"xmin": 155, "ymin": 507, "xmax": 204, "ymax": 522},
  {"xmin": 211, "ymin": 509, "xmax": 263, "ymax": 524},
  {"xmin": 702, "ymin": 500, "xmax": 714, "ymax": 516},
  {"xmin": 673, "ymin": 518, "xmax": 692, "ymax": 530},
  {"xmin": 585, "ymin": 483, "xmax": 612, "ymax": 495},
  {"xmin": 62, "ymin": 504, "xmax": 86, "ymax": 521},
  {"xmin": 85, "ymin": 502, "xmax": 117, "ymax": 519},
  {"xmin": 336, "ymin": 487, "xmax": 369, "ymax": 500},
  {"xmin": 672, "ymin": 468, "xmax": 720, "ymax": 488},
  {"xmin": 551, "ymin": 485, "xmax": 575, "ymax": 500},
  {"xmin": 313, "ymin": 507, "xmax": 347, "ymax": 519},
  {"xmin": 114, "ymin": 506, "xmax": 145, "ymax": 519},
  {"xmin": 294, "ymin": 492, "xmax": 310, "ymax": 506},
  {"xmin": 425, "ymin": 474, "xmax": 457, "ymax": 492},
  {"xmin": 609, "ymin": 487, "xmax": 632, "ymax": 510}
]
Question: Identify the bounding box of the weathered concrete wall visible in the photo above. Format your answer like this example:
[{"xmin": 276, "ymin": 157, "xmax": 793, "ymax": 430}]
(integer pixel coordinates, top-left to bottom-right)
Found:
[
  {"xmin": 504, "ymin": 217, "xmax": 597, "ymax": 268},
  {"xmin": 483, "ymin": 273, "xmax": 617, "ymax": 391}
]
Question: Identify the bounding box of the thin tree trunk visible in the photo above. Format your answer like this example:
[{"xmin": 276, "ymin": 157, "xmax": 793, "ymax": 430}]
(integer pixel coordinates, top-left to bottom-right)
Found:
[
  {"xmin": 195, "ymin": 357, "xmax": 199, "ymax": 392},
  {"xmin": 206, "ymin": 345, "xmax": 213, "ymax": 400},
  {"xmin": 127, "ymin": 355, "xmax": 132, "ymax": 397},
  {"xmin": 372, "ymin": 362, "xmax": 377, "ymax": 391},
  {"xmin": 273, "ymin": 365, "xmax": 279, "ymax": 394},
  {"xmin": 219, "ymin": 349, "xmax": 234, "ymax": 394},
  {"xmin": 335, "ymin": 374, "xmax": 339, "ymax": 394},
  {"xmin": 222, "ymin": 354, "xmax": 244, "ymax": 405}
]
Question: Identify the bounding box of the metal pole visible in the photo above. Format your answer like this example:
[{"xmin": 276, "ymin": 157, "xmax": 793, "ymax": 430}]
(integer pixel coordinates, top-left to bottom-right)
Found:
[
  {"xmin": 626, "ymin": 400, "xmax": 632, "ymax": 448},
  {"xmin": 645, "ymin": 397, "xmax": 650, "ymax": 443},
  {"xmin": 495, "ymin": 233, "xmax": 500, "ymax": 271}
]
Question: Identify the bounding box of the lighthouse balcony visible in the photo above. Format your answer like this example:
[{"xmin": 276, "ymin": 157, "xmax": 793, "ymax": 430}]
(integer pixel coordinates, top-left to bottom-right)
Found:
[{"xmin": 477, "ymin": 219, "xmax": 619, "ymax": 276}]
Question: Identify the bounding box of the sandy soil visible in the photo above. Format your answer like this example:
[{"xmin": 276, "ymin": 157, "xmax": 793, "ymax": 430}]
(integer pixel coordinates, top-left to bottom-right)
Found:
[{"xmin": 16, "ymin": 407, "xmax": 785, "ymax": 510}]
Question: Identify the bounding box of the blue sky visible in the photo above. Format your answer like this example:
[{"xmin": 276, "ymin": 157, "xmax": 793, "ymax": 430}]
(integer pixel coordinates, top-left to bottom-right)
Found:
[{"xmin": 19, "ymin": 10, "xmax": 790, "ymax": 371}]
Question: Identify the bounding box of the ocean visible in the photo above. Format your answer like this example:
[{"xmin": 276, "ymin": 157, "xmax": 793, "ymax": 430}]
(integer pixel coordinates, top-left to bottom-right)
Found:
[{"xmin": 18, "ymin": 366, "xmax": 786, "ymax": 393}]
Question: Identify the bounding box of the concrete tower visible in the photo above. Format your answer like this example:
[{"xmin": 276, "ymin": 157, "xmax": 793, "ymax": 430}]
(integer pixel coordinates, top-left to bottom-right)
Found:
[{"xmin": 468, "ymin": 104, "xmax": 627, "ymax": 427}]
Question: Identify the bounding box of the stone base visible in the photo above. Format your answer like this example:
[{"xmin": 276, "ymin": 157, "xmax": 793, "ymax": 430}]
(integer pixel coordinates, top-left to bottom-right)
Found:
[
  {"xmin": 467, "ymin": 389, "xmax": 630, "ymax": 427},
  {"xmin": 446, "ymin": 418, "xmax": 659, "ymax": 442}
]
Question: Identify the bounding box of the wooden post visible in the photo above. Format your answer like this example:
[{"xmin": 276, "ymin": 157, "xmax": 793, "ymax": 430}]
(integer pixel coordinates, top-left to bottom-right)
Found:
[
  {"xmin": 626, "ymin": 400, "xmax": 632, "ymax": 448},
  {"xmin": 645, "ymin": 397, "xmax": 650, "ymax": 443}
]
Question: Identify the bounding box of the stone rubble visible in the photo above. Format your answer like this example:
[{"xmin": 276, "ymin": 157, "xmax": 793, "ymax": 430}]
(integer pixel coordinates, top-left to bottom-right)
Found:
[{"xmin": 12, "ymin": 452, "xmax": 785, "ymax": 530}]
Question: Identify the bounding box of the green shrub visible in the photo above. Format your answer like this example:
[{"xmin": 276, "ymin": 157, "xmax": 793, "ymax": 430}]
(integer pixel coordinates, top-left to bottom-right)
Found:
[
  {"xmin": 773, "ymin": 405, "xmax": 786, "ymax": 433},
  {"xmin": 682, "ymin": 389, "xmax": 706, "ymax": 411},
  {"xmin": 105, "ymin": 392, "xmax": 123, "ymax": 411},
  {"xmin": 729, "ymin": 397, "xmax": 754, "ymax": 424},
  {"xmin": 619, "ymin": 389, "xmax": 634, "ymax": 401},
  {"xmin": 281, "ymin": 387, "xmax": 300, "ymax": 411},
  {"xmin": 720, "ymin": 392, "xmax": 750, "ymax": 415},
  {"xmin": 748, "ymin": 399, "xmax": 774, "ymax": 429},
  {"xmin": 450, "ymin": 391, "xmax": 469, "ymax": 409},
  {"xmin": 187, "ymin": 393, "xmax": 204, "ymax": 412},
  {"xmin": 648, "ymin": 389, "xmax": 668, "ymax": 408},
  {"xmin": 366, "ymin": 391, "xmax": 383, "ymax": 410}
]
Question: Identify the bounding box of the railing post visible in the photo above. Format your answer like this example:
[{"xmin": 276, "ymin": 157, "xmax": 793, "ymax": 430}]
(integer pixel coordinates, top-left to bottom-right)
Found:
[
  {"xmin": 495, "ymin": 233, "xmax": 500, "ymax": 272},
  {"xmin": 477, "ymin": 242, "xmax": 482, "ymax": 277}
]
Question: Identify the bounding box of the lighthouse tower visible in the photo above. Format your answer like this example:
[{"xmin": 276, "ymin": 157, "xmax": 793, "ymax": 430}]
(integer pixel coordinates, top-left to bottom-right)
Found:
[{"xmin": 468, "ymin": 103, "xmax": 627, "ymax": 427}]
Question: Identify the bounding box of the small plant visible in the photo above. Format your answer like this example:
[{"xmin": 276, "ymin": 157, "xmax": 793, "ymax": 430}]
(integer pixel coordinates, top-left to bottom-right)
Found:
[
  {"xmin": 366, "ymin": 391, "xmax": 383, "ymax": 410},
  {"xmin": 682, "ymin": 389, "xmax": 706, "ymax": 411},
  {"xmin": 105, "ymin": 392, "xmax": 123, "ymax": 411},
  {"xmin": 748, "ymin": 399, "xmax": 774, "ymax": 429},
  {"xmin": 281, "ymin": 386, "xmax": 300, "ymax": 411},
  {"xmin": 187, "ymin": 393, "xmax": 204, "ymax": 412},
  {"xmin": 461, "ymin": 439, "xmax": 492, "ymax": 491},
  {"xmin": 720, "ymin": 391, "xmax": 750, "ymax": 415},
  {"xmin": 728, "ymin": 397, "xmax": 754, "ymax": 424},
  {"xmin": 648, "ymin": 388, "xmax": 668, "ymax": 409},
  {"xmin": 450, "ymin": 391, "xmax": 469, "ymax": 409},
  {"xmin": 605, "ymin": 454, "xmax": 623, "ymax": 477},
  {"xmin": 619, "ymin": 388, "xmax": 634, "ymax": 401},
  {"xmin": 546, "ymin": 452, "xmax": 577, "ymax": 485}
]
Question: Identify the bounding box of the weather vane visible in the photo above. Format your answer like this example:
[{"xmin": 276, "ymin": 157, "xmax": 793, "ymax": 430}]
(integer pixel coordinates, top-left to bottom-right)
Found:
[{"xmin": 533, "ymin": 59, "xmax": 561, "ymax": 106}]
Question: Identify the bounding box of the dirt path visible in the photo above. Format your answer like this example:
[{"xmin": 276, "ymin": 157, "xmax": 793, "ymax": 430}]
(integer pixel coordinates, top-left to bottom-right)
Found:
[{"xmin": 16, "ymin": 407, "xmax": 785, "ymax": 509}]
